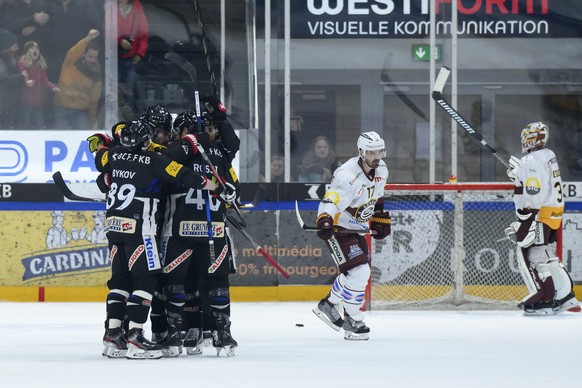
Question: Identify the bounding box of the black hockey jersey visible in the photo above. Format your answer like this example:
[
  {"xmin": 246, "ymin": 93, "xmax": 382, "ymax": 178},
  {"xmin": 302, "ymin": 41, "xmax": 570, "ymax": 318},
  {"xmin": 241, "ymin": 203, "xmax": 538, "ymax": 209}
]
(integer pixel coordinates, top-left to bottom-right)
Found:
[
  {"xmin": 160, "ymin": 140, "xmax": 239, "ymax": 244},
  {"xmin": 94, "ymin": 145, "xmax": 208, "ymax": 238}
]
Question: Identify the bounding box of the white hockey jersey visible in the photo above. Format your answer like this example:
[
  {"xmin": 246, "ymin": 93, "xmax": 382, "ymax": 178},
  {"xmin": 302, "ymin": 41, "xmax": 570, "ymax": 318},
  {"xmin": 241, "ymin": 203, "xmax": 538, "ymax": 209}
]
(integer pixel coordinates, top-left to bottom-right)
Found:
[
  {"xmin": 317, "ymin": 156, "xmax": 389, "ymax": 231},
  {"xmin": 513, "ymin": 148, "xmax": 563, "ymax": 230}
]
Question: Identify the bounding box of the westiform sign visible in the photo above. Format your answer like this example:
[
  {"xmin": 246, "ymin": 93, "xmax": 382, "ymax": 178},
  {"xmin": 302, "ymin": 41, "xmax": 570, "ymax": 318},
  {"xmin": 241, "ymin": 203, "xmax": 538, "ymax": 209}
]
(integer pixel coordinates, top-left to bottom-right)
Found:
[{"xmin": 289, "ymin": 0, "xmax": 582, "ymax": 39}]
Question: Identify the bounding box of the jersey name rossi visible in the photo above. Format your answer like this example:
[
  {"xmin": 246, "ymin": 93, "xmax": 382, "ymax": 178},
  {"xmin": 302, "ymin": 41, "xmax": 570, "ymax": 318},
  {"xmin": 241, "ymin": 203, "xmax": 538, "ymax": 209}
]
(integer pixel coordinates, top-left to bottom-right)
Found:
[{"xmin": 179, "ymin": 221, "xmax": 225, "ymax": 237}]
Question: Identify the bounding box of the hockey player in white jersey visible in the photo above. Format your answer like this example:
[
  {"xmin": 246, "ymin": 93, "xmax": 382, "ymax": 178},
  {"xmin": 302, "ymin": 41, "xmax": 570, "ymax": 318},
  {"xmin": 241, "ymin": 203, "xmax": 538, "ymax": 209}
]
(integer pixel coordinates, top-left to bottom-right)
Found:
[
  {"xmin": 313, "ymin": 131, "xmax": 391, "ymax": 340},
  {"xmin": 506, "ymin": 122, "xmax": 580, "ymax": 315}
]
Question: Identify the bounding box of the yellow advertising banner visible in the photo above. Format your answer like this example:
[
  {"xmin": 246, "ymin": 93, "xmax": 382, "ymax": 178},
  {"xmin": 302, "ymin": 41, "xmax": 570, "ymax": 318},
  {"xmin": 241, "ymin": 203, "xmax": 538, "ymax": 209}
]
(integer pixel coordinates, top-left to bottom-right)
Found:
[{"xmin": 0, "ymin": 210, "xmax": 110, "ymax": 287}]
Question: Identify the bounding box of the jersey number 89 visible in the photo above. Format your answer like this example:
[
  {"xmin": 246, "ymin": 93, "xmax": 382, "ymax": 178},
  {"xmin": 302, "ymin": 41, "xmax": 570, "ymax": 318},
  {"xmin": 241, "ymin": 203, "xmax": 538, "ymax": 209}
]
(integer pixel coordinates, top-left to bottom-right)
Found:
[{"xmin": 107, "ymin": 182, "xmax": 136, "ymax": 210}]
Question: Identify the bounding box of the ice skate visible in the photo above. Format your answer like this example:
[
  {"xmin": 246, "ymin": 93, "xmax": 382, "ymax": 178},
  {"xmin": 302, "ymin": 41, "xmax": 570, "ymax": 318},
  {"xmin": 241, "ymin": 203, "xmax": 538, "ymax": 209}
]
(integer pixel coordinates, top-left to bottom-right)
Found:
[
  {"xmin": 212, "ymin": 312, "xmax": 238, "ymax": 357},
  {"xmin": 522, "ymin": 301, "xmax": 555, "ymax": 316},
  {"xmin": 202, "ymin": 330, "xmax": 213, "ymax": 347},
  {"xmin": 553, "ymin": 293, "xmax": 581, "ymax": 313},
  {"xmin": 183, "ymin": 328, "xmax": 204, "ymax": 355},
  {"xmin": 153, "ymin": 327, "xmax": 182, "ymax": 357},
  {"xmin": 312, "ymin": 298, "xmax": 344, "ymax": 331},
  {"xmin": 342, "ymin": 312, "xmax": 370, "ymax": 341},
  {"xmin": 102, "ymin": 328, "xmax": 127, "ymax": 358},
  {"xmin": 126, "ymin": 328, "xmax": 164, "ymax": 359}
]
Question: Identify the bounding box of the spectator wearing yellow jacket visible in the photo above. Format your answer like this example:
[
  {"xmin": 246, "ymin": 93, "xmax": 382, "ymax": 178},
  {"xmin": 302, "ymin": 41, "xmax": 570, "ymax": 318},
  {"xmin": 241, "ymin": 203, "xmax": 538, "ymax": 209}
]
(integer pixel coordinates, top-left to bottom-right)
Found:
[{"xmin": 53, "ymin": 29, "xmax": 101, "ymax": 129}]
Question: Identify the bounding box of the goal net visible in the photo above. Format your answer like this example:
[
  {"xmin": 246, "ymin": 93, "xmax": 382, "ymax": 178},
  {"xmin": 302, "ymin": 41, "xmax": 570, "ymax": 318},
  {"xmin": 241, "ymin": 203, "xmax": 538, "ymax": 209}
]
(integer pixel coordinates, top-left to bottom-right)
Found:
[{"xmin": 367, "ymin": 183, "xmax": 536, "ymax": 310}]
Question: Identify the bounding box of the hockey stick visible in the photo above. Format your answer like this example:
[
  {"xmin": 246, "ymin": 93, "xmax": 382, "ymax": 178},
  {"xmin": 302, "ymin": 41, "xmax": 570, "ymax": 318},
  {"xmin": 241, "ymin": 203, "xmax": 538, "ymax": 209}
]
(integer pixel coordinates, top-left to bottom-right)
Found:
[
  {"xmin": 225, "ymin": 213, "xmax": 289, "ymax": 279},
  {"xmin": 52, "ymin": 171, "xmax": 105, "ymax": 202},
  {"xmin": 193, "ymin": 0, "xmax": 219, "ymax": 97},
  {"xmin": 164, "ymin": 51, "xmax": 197, "ymax": 85},
  {"xmin": 241, "ymin": 182, "xmax": 267, "ymax": 209},
  {"xmin": 167, "ymin": 49, "xmax": 247, "ymax": 226},
  {"xmin": 431, "ymin": 66, "xmax": 509, "ymax": 169},
  {"xmin": 294, "ymin": 201, "xmax": 376, "ymax": 235}
]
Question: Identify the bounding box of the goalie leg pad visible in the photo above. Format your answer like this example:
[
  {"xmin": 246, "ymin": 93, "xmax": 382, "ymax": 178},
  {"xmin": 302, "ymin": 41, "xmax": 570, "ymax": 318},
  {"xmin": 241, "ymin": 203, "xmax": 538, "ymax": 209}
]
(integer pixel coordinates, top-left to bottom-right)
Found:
[
  {"xmin": 515, "ymin": 247, "xmax": 537, "ymax": 295},
  {"xmin": 518, "ymin": 247, "xmax": 556, "ymax": 310},
  {"xmin": 548, "ymin": 258, "xmax": 574, "ymax": 300}
]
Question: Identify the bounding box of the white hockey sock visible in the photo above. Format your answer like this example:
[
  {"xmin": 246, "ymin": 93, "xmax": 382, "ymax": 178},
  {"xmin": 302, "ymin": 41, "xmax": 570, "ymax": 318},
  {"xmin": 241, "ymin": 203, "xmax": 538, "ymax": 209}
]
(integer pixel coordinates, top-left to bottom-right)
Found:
[{"xmin": 329, "ymin": 265, "xmax": 370, "ymax": 320}]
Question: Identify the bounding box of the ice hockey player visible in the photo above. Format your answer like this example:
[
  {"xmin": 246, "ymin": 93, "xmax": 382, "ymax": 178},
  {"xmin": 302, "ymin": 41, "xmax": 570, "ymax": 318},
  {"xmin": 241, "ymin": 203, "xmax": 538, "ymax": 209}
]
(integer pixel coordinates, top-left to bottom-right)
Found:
[
  {"xmin": 505, "ymin": 121, "xmax": 580, "ymax": 315},
  {"xmin": 313, "ymin": 131, "xmax": 391, "ymax": 340},
  {"xmin": 141, "ymin": 104, "xmax": 176, "ymax": 145},
  {"xmin": 98, "ymin": 119, "xmax": 218, "ymax": 359},
  {"xmin": 153, "ymin": 109, "xmax": 239, "ymax": 357}
]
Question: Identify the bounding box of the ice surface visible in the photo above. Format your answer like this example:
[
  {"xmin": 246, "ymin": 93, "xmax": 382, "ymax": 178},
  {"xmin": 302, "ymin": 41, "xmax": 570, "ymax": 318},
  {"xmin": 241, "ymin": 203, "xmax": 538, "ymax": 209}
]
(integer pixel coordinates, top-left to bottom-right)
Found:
[{"xmin": 0, "ymin": 302, "xmax": 580, "ymax": 387}]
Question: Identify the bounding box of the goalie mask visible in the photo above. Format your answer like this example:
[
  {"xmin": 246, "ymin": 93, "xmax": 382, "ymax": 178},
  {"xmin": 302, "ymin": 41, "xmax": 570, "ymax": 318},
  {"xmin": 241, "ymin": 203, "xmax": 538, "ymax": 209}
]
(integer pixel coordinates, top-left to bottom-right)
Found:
[
  {"xmin": 521, "ymin": 122, "xmax": 548, "ymax": 153},
  {"xmin": 357, "ymin": 131, "xmax": 386, "ymax": 159}
]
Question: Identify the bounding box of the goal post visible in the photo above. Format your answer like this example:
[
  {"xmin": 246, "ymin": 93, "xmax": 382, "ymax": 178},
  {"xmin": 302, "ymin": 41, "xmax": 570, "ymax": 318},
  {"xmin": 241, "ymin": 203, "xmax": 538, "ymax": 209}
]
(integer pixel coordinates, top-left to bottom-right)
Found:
[{"xmin": 366, "ymin": 183, "xmax": 539, "ymax": 310}]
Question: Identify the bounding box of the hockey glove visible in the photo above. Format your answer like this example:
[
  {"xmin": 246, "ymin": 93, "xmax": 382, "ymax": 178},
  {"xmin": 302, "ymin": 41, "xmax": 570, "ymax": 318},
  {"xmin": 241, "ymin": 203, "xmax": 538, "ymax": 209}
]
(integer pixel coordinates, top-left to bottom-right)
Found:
[
  {"xmin": 370, "ymin": 210, "xmax": 391, "ymax": 240},
  {"xmin": 316, "ymin": 213, "xmax": 334, "ymax": 241},
  {"xmin": 506, "ymin": 156, "xmax": 521, "ymax": 186},
  {"xmin": 202, "ymin": 95, "xmax": 228, "ymax": 121},
  {"xmin": 513, "ymin": 209, "xmax": 540, "ymax": 248},
  {"xmin": 215, "ymin": 180, "xmax": 237, "ymax": 205},
  {"xmin": 87, "ymin": 133, "xmax": 111, "ymax": 153},
  {"xmin": 181, "ymin": 134, "xmax": 202, "ymax": 155}
]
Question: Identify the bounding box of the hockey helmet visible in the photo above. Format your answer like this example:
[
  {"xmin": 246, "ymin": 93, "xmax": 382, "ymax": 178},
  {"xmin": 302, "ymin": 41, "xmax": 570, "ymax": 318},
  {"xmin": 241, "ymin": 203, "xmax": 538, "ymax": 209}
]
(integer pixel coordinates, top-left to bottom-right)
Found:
[
  {"xmin": 121, "ymin": 120, "xmax": 153, "ymax": 148},
  {"xmin": 143, "ymin": 104, "xmax": 172, "ymax": 132},
  {"xmin": 173, "ymin": 110, "xmax": 198, "ymax": 134},
  {"xmin": 521, "ymin": 122, "xmax": 548, "ymax": 153},
  {"xmin": 357, "ymin": 131, "xmax": 386, "ymax": 158}
]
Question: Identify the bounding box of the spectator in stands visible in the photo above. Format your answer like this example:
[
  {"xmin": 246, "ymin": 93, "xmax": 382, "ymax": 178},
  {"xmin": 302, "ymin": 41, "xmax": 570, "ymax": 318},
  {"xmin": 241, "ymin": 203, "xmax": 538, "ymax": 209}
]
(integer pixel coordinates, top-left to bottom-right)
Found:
[
  {"xmin": 53, "ymin": 29, "xmax": 101, "ymax": 129},
  {"xmin": 18, "ymin": 40, "xmax": 60, "ymax": 128},
  {"xmin": 298, "ymin": 135, "xmax": 339, "ymax": 182},
  {"xmin": 0, "ymin": 0, "xmax": 50, "ymax": 47},
  {"xmin": 260, "ymin": 154, "xmax": 286, "ymax": 183},
  {"xmin": 44, "ymin": 0, "xmax": 102, "ymax": 83},
  {"xmin": 118, "ymin": 0, "xmax": 149, "ymax": 113},
  {"xmin": 0, "ymin": 28, "xmax": 26, "ymax": 129}
]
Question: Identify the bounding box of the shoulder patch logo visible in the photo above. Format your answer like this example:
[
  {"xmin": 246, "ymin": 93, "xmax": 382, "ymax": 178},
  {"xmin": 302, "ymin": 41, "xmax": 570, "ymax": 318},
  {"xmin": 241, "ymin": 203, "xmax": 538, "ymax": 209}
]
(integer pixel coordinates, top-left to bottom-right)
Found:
[
  {"xmin": 324, "ymin": 191, "xmax": 340, "ymax": 205},
  {"xmin": 165, "ymin": 161, "xmax": 183, "ymax": 177}
]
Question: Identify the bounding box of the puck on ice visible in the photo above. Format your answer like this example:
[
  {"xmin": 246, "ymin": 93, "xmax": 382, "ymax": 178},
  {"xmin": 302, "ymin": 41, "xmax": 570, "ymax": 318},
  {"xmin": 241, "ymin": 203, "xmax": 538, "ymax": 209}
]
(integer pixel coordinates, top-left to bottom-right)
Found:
[{"xmin": 295, "ymin": 323, "xmax": 304, "ymax": 327}]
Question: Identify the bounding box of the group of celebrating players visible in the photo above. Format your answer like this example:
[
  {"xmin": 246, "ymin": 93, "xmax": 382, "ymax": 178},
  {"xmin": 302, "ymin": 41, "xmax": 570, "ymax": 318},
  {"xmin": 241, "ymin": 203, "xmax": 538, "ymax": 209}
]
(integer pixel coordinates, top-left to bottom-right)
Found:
[{"xmin": 90, "ymin": 96, "xmax": 240, "ymax": 359}]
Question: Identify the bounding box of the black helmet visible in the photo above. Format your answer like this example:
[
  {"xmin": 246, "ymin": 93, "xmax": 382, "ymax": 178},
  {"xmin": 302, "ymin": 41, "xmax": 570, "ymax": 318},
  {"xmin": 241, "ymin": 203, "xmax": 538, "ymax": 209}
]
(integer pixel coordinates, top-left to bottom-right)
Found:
[
  {"xmin": 173, "ymin": 110, "xmax": 198, "ymax": 134},
  {"xmin": 143, "ymin": 104, "xmax": 172, "ymax": 132},
  {"xmin": 121, "ymin": 120, "xmax": 152, "ymax": 147}
]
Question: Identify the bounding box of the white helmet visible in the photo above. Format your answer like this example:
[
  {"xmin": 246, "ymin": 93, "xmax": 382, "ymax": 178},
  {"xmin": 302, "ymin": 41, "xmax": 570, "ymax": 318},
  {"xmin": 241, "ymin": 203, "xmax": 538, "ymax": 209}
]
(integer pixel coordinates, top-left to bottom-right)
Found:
[
  {"xmin": 521, "ymin": 121, "xmax": 548, "ymax": 153},
  {"xmin": 357, "ymin": 131, "xmax": 386, "ymax": 158}
]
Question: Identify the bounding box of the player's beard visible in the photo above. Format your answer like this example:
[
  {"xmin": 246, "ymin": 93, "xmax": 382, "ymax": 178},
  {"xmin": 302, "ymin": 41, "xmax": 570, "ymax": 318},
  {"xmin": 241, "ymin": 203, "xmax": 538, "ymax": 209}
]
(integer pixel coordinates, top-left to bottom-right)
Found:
[{"xmin": 365, "ymin": 159, "xmax": 380, "ymax": 169}]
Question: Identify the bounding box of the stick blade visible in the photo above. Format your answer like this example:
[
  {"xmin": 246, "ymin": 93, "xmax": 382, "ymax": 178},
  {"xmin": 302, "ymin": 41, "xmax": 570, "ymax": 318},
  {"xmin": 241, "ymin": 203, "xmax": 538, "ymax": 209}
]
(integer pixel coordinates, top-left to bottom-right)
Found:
[
  {"xmin": 432, "ymin": 66, "xmax": 451, "ymax": 96},
  {"xmin": 294, "ymin": 201, "xmax": 306, "ymax": 229},
  {"xmin": 164, "ymin": 51, "xmax": 197, "ymax": 83}
]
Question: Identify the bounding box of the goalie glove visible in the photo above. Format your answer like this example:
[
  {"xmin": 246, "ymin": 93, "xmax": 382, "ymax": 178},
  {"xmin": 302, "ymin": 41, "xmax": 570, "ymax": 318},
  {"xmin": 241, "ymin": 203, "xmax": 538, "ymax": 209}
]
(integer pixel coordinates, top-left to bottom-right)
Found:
[
  {"xmin": 512, "ymin": 209, "xmax": 540, "ymax": 248},
  {"xmin": 370, "ymin": 210, "xmax": 391, "ymax": 240},
  {"xmin": 506, "ymin": 155, "xmax": 522, "ymax": 186},
  {"xmin": 316, "ymin": 213, "xmax": 334, "ymax": 241},
  {"xmin": 87, "ymin": 133, "xmax": 111, "ymax": 153}
]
